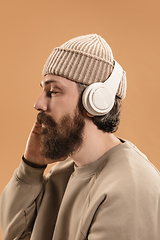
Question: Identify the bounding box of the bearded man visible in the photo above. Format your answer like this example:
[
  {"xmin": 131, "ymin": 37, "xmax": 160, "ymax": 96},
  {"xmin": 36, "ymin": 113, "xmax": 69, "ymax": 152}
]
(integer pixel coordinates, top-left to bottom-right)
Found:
[{"xmin": 1, "ymin": 34, "xmax": 160, "ymax": 240}]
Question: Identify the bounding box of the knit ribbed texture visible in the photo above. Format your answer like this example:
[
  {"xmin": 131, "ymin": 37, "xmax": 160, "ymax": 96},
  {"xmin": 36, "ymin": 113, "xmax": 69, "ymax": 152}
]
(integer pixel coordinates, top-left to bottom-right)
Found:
[{"xmin": 43, "ymin": 34, "xmax": 127, "ymax": 99}]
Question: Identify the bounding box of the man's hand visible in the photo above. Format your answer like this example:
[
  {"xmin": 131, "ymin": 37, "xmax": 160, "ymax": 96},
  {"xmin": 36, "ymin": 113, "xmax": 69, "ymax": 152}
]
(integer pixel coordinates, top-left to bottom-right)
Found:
[{"xmin": 24, "ymin": 122, "xmax": 47, "ymax": 167}]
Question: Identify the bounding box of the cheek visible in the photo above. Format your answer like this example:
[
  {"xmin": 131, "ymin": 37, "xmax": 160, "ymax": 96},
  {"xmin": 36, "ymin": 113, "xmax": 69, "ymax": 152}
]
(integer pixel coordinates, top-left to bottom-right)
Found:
[{"xmin": 49, "ymin": 97, "xmax": 79, "ymax": 121}]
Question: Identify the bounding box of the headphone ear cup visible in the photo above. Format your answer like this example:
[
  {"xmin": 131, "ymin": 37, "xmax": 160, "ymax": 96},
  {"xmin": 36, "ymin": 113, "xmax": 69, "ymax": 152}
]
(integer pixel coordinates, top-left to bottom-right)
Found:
[
  {"xmin": 82, "ymin": 83, "xmax": 114, "ymax": 116},
  {"xmin": 82, "ymin": 84, "xmax": 97, "ymax": 116},
  {"xmin": 82, "ymin": 61, "xmax": 123, "ymax": 116}
]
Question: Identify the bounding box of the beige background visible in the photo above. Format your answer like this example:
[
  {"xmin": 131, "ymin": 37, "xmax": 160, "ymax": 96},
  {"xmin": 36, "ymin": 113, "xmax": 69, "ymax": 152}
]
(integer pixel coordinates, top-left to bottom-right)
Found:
[{"xmin": 0, "ymin": 0, "xmax": 160, "ymax": 238}]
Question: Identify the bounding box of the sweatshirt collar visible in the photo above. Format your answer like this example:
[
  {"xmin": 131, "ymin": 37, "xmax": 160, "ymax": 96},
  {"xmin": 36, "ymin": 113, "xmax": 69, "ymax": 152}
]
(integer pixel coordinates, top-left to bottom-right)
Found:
[{"xmin": 72, "ymin": 138, "xmax": 130, "ymax": 178}]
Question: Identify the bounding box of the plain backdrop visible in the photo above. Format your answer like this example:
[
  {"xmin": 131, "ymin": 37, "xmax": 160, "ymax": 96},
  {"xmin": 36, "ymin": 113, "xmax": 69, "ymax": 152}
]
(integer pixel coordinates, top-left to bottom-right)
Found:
[{"xmin": 0, "ymin": 0, "xmax": 160, "ymax": 238}]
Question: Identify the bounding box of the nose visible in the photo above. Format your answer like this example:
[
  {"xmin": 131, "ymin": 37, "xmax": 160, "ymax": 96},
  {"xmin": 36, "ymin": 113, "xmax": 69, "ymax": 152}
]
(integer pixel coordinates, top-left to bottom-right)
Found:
[{"xmin": 34, "ymin": 92, "xmax": 48, "ymax": 111}]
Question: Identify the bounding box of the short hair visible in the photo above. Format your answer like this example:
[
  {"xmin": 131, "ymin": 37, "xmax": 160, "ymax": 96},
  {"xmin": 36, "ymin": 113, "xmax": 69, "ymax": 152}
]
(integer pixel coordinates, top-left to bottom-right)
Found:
[{"xmin": 77, "ymin": 82, "xmax": 122, "ymax": 133}]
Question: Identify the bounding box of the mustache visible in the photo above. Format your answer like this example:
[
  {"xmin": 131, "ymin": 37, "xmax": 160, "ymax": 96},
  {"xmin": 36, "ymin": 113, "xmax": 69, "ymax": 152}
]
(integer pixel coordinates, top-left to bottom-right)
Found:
[{"xmin": 37, "ymin": 112, "xmax": 56, "ymax": 127}]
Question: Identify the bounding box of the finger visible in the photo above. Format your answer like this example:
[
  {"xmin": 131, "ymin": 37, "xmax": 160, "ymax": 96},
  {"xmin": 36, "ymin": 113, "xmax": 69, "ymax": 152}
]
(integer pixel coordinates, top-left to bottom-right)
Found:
[{"xmin": 32, "ymin": 122, "xmax": 42, "ymax": 135}]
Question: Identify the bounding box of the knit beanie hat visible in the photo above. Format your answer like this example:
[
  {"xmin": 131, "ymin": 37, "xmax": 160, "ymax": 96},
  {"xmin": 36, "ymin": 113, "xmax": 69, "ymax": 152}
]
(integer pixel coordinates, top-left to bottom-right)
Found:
[{"xmin": 42, "ymin": 34, "xmax": 127, "ymax": 99}]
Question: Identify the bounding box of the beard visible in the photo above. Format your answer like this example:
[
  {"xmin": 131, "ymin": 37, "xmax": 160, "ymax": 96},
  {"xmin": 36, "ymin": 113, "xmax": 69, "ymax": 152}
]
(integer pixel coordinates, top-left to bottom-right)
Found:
[{"xmin": 37, "ymin": 108, "xmax": 85, "ymax": 162}]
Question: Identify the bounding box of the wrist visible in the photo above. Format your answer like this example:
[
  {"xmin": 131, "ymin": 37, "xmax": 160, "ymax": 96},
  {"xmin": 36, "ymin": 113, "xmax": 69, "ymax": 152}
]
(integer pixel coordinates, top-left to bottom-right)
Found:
[{"xmin": 22, "ymin": 155, "xmax": 47, "ymax": 168}]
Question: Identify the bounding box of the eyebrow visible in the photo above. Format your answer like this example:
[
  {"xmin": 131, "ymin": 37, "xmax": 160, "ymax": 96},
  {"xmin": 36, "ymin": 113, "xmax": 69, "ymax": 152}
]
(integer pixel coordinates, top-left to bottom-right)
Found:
[{"xmin": 40, "ymin": 80, "xmax": 61, "ymax": 88}]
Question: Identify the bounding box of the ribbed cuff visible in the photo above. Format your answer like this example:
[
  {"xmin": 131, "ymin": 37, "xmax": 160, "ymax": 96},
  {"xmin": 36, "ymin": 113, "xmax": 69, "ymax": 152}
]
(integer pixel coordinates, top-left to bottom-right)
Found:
[{"xmin": 16, "ymin": 157, "xmax": 47, "ymax": 186}]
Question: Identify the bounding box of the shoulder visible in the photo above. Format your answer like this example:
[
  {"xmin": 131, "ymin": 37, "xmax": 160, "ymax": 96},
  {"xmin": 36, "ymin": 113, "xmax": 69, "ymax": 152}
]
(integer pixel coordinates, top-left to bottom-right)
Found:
[
  {"xmin": 93, "ymin": 139, "xmax": 160, "ymax": 197},
  {"xmin": 104, "ymin": 139, "xmax": 159, "ymax": 178}
]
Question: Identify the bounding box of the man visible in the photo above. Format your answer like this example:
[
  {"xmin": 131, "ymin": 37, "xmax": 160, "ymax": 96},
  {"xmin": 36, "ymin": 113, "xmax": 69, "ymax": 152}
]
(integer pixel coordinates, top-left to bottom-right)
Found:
[{"xmin": 1, "ymin": 34, "xmax": 160, "ymax": 240}]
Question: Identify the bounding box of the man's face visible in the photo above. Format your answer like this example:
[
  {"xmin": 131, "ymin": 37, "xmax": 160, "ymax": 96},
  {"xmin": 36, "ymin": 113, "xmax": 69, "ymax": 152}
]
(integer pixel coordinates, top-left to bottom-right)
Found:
[{"xmin": 34, "ymin": 74, "xmax": 85, "ymax": 162}]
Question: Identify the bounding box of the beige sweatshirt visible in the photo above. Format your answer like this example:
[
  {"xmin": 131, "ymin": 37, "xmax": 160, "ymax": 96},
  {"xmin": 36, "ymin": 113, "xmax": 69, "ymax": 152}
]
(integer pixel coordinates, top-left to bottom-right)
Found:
[{"xmin": 1, "ymin": 139, "xmax": 160, "ymax": 240}]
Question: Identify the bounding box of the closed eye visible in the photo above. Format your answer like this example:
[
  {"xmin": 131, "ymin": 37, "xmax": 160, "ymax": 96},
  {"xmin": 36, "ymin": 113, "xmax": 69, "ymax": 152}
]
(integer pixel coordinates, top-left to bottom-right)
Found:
[{"xmin": 47, "ymin": 90, "xmax": 58, "ymax": 98}]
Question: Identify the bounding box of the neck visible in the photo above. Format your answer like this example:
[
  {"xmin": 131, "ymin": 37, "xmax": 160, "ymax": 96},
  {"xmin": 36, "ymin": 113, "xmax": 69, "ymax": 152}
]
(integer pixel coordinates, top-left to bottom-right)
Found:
[{"xmin": 71, "ymin": 117, "xmax": 121, "ymax": 167}]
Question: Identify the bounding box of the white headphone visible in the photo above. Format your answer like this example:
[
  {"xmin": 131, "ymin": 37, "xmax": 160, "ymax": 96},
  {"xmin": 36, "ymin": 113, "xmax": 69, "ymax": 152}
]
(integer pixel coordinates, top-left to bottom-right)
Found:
[{"xmin": 82, "ymin": 60, "xmax": 123, "ymax": 116}]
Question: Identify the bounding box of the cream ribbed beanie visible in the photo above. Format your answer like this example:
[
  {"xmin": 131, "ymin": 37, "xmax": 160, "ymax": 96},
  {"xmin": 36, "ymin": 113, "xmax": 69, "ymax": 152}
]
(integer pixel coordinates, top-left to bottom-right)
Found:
[{"xmin": 42, "ymin": 34, "xmax": 127, "ymax": 99}]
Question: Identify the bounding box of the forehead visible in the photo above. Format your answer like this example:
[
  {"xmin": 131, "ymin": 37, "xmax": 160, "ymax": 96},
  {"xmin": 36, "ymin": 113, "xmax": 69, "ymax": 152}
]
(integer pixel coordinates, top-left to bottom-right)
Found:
[{"xmin": 40, "ymin": 74, "xmax": 76, "ymax": 89}]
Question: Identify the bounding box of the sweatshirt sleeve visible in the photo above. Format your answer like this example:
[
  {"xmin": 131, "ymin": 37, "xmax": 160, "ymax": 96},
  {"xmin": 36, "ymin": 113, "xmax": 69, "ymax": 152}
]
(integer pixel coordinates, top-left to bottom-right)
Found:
[{"xmin": 0, "ymin": 158, "xmax": 47, "ymax": 240}]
